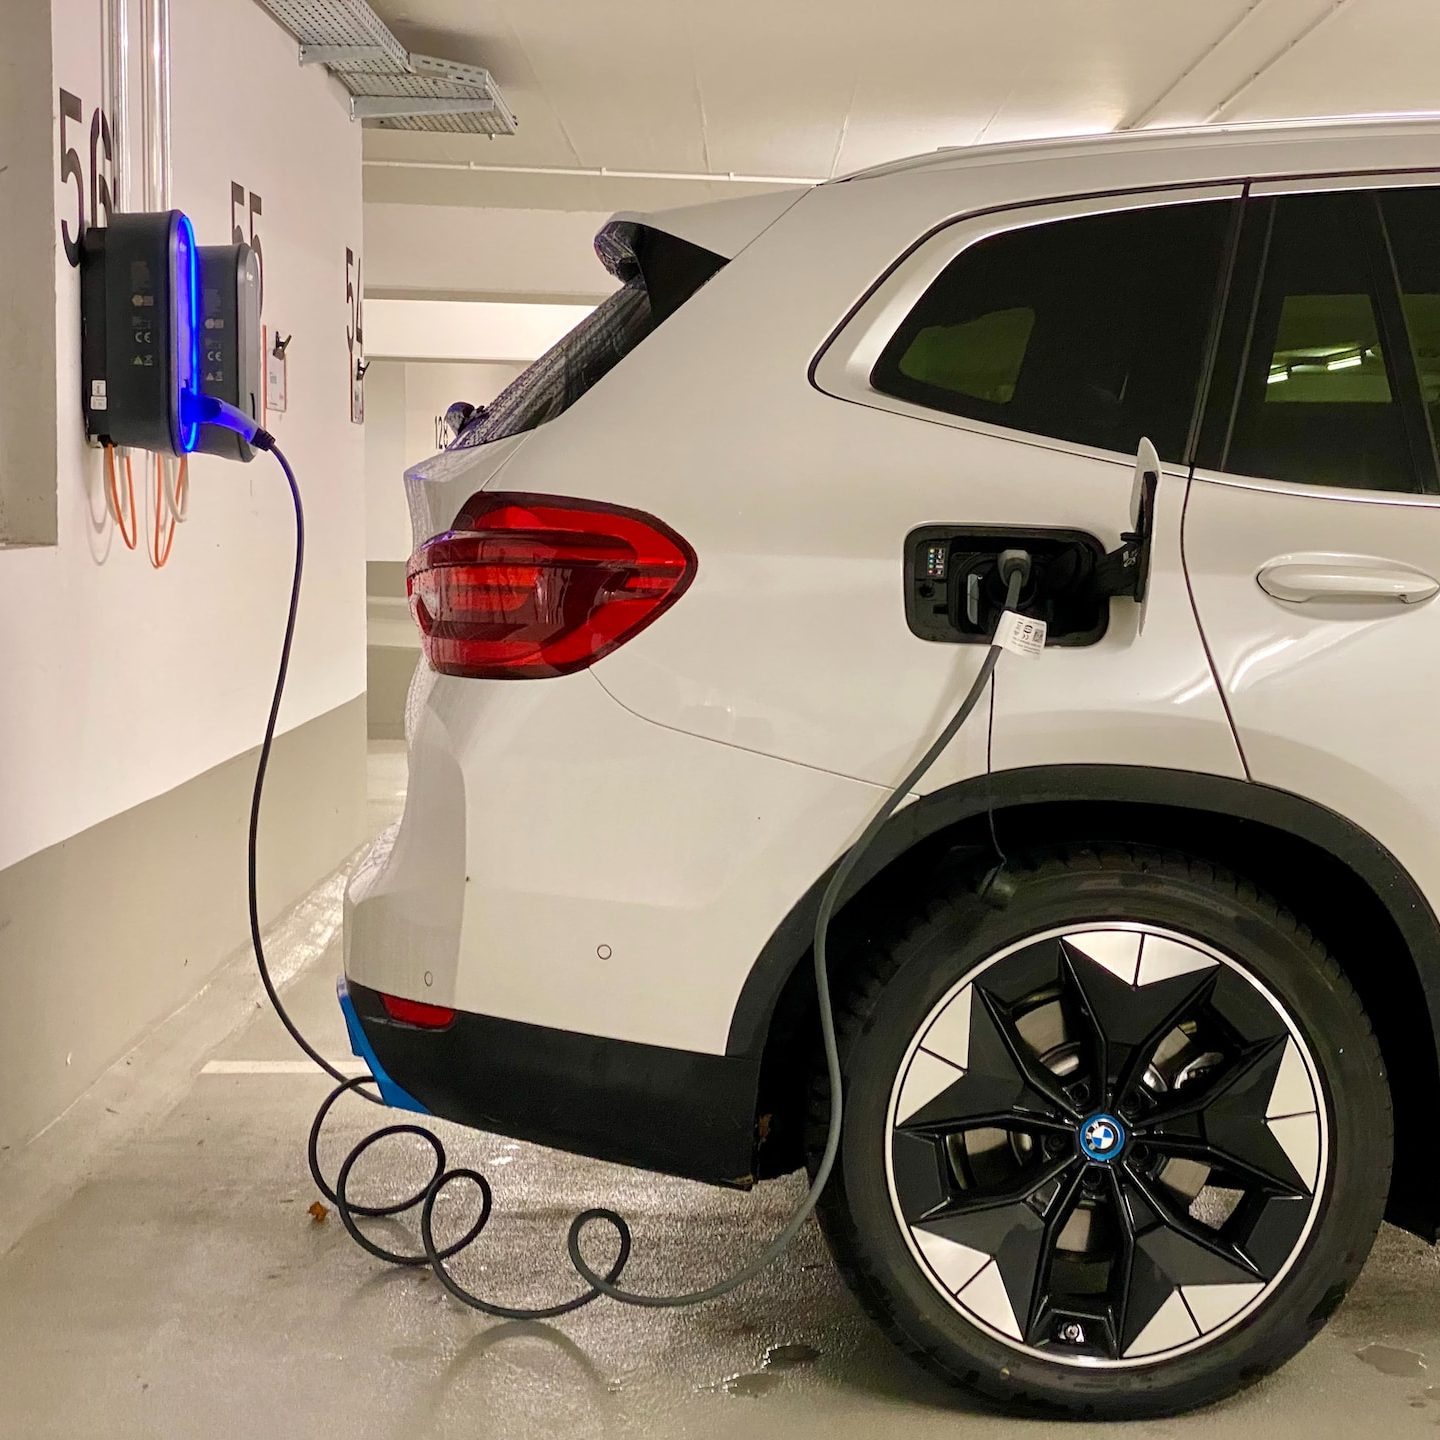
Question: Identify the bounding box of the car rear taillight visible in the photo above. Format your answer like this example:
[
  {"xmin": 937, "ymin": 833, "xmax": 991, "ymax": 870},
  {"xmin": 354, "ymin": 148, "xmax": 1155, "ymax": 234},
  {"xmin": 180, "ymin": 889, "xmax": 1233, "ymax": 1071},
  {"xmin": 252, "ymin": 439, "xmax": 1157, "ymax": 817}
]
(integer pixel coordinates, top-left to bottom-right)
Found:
[
  {"xmin": 406, "ymin": 492, "xmax": 697, "ymax": 679},
  {"xmin": 380, "ymin": 992, "xmax": 456, "ymax": 1028}
]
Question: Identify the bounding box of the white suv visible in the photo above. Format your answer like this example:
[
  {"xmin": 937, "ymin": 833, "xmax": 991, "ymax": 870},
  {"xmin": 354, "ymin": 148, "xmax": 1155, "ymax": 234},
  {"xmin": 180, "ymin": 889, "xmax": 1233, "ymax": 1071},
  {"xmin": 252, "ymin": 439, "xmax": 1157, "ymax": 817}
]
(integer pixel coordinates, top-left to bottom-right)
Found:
[{"xmin": 344, "ymin": 119, "xmax": 1440, "ymax": 1417}]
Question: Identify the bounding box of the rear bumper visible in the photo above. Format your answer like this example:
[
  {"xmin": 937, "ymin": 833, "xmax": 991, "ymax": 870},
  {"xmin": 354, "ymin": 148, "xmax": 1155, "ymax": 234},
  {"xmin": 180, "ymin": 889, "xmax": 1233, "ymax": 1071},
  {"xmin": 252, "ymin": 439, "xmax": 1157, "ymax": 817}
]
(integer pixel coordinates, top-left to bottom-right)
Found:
[
  {"xmin": 336, "ymin": 978, "xmax": 427, "ymax": 1114},
  {"xmin": 345, "ymin": 980, "xmax": 762, "ymax": 1185},
  {"xmin": 343, "ymin": 666, "xmax": 880, "ymax": 1180}
]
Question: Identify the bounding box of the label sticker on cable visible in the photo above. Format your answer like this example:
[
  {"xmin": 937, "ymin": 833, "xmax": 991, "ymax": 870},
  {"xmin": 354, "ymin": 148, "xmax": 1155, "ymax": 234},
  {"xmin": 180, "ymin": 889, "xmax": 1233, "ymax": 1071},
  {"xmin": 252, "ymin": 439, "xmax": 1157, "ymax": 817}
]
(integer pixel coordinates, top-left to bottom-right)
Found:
[{"xmin": 994, "ymin": 610, "xmax": 1047, "ymax": 657}]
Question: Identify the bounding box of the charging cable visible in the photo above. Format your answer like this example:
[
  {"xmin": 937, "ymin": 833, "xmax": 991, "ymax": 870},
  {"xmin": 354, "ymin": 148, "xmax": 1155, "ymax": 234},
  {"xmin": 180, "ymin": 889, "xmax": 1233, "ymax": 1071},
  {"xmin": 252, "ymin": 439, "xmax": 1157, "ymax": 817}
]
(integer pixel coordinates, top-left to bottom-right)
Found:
[
  {"xmin": 178, "ymin": 393, "xmax": 342, "ymax": 1077},
  {"xmin": 211, "ymin": 378, "xmax": 1031, "ymax": 1315}
]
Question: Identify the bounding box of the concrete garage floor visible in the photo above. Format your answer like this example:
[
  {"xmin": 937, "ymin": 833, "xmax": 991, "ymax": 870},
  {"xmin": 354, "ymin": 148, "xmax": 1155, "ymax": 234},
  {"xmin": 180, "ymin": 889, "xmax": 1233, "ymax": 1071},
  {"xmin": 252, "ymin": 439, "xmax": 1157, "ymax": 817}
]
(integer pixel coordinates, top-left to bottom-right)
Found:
[{"xmin": 5, "ymin": 746, "xmax": 1440, "ymax": 1438}]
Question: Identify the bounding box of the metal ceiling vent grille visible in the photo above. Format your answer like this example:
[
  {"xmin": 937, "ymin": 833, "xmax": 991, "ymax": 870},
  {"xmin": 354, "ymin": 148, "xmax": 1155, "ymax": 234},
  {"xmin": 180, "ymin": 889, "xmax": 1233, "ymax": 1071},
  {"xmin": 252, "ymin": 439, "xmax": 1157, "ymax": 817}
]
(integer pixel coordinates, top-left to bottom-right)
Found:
[{"xmin": 256, "ymin": 0, "xmax": 518, "ymax": 134}]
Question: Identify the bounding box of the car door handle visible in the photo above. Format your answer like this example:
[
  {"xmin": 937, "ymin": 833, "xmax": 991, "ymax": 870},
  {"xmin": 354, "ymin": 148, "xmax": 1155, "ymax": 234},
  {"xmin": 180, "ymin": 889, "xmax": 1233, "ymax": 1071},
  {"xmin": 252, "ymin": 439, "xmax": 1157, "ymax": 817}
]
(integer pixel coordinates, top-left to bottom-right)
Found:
[{"xmin": 1257, "ymin": 559, "xmax": 1440, "ymax": 605}]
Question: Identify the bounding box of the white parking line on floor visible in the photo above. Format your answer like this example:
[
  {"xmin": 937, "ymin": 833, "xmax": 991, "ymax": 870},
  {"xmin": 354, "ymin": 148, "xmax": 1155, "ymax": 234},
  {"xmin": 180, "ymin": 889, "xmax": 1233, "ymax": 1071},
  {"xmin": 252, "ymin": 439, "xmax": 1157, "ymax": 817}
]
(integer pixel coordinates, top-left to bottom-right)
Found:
[{"xmin": 200, "ymin": 1059, "xmax": 368, "ymax": 1075}]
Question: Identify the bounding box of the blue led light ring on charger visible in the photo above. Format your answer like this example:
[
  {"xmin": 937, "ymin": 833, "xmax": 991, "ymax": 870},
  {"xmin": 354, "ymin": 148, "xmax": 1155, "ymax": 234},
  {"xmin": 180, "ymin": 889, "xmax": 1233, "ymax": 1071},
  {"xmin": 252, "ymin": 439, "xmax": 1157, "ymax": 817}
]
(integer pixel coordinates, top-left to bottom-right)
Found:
[{"xmin": 173, "ymin": 213, "xmax": 201, "ymax": 454}]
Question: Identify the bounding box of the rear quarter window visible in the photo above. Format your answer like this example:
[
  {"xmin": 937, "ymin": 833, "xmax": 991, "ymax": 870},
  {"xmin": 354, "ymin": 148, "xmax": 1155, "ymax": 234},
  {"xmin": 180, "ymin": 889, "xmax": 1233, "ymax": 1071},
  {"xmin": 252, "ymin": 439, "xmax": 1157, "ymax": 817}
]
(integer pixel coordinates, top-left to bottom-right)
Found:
[{"xmin": 871, "ymin": 201, "xmax": 1236, "ymax": 462}]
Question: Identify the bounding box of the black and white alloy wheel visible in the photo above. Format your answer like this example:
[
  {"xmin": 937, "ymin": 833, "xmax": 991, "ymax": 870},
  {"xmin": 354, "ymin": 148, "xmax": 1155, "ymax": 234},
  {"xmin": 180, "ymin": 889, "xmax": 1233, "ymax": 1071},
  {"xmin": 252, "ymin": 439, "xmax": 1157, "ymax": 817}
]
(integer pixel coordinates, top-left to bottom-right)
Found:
[
  {"xmin": 819, "ymin": 848, "xmax": 1390, "ymax": 1418},
  {"xmin": 888, "ymin": 923, "xmax": 1324, "ymax": 1363}
]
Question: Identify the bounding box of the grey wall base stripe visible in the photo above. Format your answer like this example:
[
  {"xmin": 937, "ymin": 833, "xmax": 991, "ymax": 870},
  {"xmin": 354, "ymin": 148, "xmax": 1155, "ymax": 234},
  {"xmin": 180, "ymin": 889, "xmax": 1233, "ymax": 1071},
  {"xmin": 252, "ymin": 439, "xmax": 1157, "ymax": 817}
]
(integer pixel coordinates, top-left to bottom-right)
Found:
[{"xmin": 0, "ymin": 694, "xmax": 368, "ymax": 1154}]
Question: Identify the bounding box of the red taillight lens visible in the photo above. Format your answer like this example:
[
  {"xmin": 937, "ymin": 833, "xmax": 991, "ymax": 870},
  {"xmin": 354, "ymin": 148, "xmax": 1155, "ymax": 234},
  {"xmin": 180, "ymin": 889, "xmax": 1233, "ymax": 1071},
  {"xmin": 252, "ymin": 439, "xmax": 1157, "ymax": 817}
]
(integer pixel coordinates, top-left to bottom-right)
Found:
[
  {"xmin": 406, "ymin": 492, "xmax": 697, "ymax": 679},
  {"xmin": 380, "ymin": 993, "xmax": 456, "ymax": 1028}
]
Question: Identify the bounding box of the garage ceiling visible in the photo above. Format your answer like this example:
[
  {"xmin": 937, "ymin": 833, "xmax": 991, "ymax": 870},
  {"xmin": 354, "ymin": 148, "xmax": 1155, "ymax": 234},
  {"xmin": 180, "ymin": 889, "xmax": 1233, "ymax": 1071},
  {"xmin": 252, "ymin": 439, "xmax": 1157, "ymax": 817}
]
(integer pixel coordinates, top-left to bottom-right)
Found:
[{"xmin": 361, "ymin": 0, "xmax": 1438, "ymax": 209}]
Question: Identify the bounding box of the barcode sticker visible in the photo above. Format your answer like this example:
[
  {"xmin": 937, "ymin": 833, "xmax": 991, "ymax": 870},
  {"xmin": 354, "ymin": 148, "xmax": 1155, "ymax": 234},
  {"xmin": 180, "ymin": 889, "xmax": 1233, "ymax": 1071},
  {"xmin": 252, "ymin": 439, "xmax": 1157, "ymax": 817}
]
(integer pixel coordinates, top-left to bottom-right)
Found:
[{"xmin": 994, "ymin": 610, "xmax": 1047, "ymax": 658}]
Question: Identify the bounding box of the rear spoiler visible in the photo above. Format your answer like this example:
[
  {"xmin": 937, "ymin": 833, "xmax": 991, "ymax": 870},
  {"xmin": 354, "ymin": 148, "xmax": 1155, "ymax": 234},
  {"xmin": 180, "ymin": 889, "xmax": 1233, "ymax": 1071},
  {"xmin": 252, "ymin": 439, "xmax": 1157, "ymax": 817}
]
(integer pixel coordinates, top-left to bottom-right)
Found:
[{"xmin": 603, "ymin": 186, "xmax": 809, "ymax": 266}]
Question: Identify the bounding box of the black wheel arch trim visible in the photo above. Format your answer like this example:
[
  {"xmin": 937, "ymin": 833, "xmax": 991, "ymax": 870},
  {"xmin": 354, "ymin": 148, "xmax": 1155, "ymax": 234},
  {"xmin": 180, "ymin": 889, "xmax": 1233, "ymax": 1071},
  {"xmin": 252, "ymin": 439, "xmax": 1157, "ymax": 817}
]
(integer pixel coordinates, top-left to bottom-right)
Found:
[{"xmin": 727, "ymin": 763, "xmax": 1440, "ymax": 1061}]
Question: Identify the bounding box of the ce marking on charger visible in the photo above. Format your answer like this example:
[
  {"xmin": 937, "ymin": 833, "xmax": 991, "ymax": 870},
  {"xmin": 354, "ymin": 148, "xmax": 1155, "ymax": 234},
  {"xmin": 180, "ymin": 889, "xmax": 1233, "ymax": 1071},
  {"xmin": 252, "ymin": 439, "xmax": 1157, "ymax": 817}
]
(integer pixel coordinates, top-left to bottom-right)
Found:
[{"xmin": 133, "ymin": 327, "xmax": 153, "ymax": 345}]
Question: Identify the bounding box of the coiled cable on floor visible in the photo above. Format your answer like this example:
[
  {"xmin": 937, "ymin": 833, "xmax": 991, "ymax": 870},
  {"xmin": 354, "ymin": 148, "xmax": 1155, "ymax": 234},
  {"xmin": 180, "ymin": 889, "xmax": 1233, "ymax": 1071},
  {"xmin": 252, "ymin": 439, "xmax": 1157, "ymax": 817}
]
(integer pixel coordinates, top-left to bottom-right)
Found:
[{"xmin": 249, "ymin": 439, "xmax": 1022, "ymax": 1314}]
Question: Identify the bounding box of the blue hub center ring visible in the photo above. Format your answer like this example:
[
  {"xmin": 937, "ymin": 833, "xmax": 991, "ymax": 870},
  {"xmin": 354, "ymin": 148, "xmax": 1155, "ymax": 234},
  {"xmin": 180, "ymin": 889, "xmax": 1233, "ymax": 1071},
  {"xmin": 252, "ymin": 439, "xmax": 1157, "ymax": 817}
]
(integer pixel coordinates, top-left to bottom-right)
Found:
[{"xmin": 1078, "ymin": 1111, "xmax": 1126, "ymax": 1163}]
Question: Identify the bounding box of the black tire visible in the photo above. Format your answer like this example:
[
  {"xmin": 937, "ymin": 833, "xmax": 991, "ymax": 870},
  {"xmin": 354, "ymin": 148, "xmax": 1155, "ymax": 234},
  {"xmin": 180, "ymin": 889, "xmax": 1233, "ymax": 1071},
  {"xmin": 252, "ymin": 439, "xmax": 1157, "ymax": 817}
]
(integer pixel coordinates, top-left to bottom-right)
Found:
[{"xmin": 816, "ymin": 844, "xmax": 1391, "ymax": 1420}]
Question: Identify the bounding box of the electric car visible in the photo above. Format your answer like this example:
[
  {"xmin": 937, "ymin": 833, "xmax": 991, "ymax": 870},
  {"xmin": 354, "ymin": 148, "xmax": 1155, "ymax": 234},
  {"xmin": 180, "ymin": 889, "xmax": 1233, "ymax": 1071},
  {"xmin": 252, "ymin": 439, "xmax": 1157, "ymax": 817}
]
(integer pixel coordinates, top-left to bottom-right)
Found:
[{"xmin": 345, "ymin": 117, "xmax": 1440, "ymax": 1417}]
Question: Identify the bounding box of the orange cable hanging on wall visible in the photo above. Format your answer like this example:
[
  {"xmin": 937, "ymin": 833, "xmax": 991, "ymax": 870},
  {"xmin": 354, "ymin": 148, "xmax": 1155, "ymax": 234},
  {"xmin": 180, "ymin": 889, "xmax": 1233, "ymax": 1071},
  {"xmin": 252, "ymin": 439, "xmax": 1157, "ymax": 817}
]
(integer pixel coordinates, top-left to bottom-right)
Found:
[
  {"xmin": 149, "ymin": 455, "xmax": 188, "ymax": 569},
  {"xmin": 103, "ymin": 445, "xmax": 138, "ymax": 551}
]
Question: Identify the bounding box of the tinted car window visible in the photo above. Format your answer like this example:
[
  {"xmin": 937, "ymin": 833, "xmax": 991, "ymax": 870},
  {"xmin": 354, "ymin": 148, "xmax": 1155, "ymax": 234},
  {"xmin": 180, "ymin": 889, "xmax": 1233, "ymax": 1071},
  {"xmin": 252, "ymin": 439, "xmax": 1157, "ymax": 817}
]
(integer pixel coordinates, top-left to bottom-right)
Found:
[
  {"xmin": 452, "ymin": 226, "xmax": 725, "ymax": 451},
  {"xmin": 870, "ymin": 201, "xmax": 1236, "ymax": 461},
  {"xmin": 1378, "ymin": 186, "xmax": 1440, "ymax": 468},
  {"xmin": 1220, "ymin": 191, "xmax": 1422, "ymax": 493},
  {"xmin": 1261, "ymin": 293, "xmax": 1391, "ymax": 404}
]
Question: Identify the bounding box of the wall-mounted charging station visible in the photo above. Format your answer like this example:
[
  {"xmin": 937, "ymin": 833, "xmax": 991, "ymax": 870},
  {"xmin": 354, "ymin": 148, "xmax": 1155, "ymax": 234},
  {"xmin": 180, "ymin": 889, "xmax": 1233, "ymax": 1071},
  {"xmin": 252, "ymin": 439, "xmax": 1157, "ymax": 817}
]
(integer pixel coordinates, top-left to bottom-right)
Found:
[
  {"xmin": 81, "ymin": 210, "xmax": 202, "ymax": 456},
  {"xmin": 197, "ymin": 243, "xmax": 263, "ymax": 463},
  {"xmin": 79, "ymin": 211, "xmax": 271, "ymax": 570},
  {"xmin": 80, "ymin": 216, "xmax": 266, "ymax": 465}
]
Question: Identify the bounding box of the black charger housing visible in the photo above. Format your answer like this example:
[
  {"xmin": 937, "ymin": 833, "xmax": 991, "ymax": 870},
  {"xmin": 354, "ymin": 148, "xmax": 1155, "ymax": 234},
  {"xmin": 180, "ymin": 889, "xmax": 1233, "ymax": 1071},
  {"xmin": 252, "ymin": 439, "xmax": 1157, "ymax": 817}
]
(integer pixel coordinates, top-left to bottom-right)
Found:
[
  {"xmin": 196, "ymin": 243, "xmax": 263, "ymax": 463},
  {"xmin": 80, "ymin": 210, "xmax": 200, "ymax": 456}
]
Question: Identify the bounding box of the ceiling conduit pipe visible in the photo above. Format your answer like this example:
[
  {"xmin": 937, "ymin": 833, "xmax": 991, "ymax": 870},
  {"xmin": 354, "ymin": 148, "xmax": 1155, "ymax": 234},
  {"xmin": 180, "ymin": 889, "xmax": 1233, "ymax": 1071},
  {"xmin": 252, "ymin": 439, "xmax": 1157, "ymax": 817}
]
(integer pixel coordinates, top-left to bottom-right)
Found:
[{"xmin": 362, "ymin": 158, "xmax": 828, "ymax": 187}]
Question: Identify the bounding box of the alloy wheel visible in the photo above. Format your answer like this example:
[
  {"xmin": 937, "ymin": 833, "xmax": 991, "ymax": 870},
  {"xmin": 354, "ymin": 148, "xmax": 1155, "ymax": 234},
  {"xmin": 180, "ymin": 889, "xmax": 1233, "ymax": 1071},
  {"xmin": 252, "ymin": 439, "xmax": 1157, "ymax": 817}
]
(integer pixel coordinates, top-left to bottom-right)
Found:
[{"xmin": 885, "ymin": 924, "xmax": 1327, "ymax": 1365}]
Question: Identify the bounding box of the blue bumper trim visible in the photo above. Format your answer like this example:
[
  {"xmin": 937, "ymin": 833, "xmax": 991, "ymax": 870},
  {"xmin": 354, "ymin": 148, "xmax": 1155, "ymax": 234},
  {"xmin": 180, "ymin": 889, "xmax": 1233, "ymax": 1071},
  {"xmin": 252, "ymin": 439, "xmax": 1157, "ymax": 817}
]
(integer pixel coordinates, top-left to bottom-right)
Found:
[{"xmin": 337, "ymin": 977, "xmax": 429, "ymax": 1114}]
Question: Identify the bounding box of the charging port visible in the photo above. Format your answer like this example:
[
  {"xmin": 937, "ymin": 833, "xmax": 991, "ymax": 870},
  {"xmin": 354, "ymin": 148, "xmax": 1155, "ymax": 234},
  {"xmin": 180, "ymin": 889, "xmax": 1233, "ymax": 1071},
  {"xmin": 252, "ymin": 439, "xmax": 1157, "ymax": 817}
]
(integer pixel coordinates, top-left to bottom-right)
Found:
[{"xmin": 904, "ymin": 525, "xmax": 1110, "ymax": 647}]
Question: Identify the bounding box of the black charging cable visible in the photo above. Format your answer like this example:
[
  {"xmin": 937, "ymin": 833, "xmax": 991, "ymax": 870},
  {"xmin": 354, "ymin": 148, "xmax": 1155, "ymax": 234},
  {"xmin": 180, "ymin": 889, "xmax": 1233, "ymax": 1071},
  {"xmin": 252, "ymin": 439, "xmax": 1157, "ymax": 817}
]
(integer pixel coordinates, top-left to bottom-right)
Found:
[
  {"xmin": 243, "ymin": 434, "xmax": 372, "ymax": 1091},
  {"xmin": 243, "ymin": 431, "xmax": 1029, "ymax": 1313}
]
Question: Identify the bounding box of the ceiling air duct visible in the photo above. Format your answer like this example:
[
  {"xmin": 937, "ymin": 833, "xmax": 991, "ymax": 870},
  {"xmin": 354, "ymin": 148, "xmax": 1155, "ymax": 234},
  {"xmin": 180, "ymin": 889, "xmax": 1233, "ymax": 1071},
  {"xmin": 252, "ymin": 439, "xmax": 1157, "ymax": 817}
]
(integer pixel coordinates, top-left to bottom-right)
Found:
[{"xmin": 255, "ymin": 0, "xmax": 518, "ymax": 135}]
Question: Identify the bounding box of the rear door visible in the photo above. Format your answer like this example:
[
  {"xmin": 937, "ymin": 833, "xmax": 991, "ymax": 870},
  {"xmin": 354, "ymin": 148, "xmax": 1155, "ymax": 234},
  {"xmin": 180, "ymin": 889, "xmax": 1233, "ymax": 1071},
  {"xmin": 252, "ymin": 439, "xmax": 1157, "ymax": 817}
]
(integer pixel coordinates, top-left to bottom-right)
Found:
[{"xmin": 1182, "ymin": 176, "xmax": 1440, "ymax": 905}]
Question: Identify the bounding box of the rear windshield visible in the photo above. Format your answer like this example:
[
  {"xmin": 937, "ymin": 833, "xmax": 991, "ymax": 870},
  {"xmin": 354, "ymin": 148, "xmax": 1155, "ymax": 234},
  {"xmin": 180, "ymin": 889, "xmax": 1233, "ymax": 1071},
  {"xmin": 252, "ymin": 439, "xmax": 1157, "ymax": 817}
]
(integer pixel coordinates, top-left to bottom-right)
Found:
[{"xmin": 450, "ymin": 224, "xmax": 725, "ymax": 451}]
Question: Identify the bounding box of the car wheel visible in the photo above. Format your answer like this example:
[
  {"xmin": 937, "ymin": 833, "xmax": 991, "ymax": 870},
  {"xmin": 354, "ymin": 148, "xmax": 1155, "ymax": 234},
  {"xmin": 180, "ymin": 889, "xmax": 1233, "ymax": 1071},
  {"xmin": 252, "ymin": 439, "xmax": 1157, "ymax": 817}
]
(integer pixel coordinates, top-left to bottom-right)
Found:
[{"xmin": 816, "ymin": 845, "xmax": 1391, "ymax": 1418}]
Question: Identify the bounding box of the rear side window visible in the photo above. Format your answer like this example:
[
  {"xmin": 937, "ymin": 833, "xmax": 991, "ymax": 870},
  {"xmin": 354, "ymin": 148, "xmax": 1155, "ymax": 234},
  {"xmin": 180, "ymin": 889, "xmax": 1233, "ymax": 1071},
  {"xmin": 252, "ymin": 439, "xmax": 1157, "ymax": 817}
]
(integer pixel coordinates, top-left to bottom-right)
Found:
[
  {"xmin": 1211, "ymin": 191, "xmax": 1426, "ymax": 493},
  {"xmin": 452, "ymin": 226, "xmax": 724, "ymax": 451},
  {"xmin": 1378, "ymin": 186, "xmax": 1440, "ymax": 463},
  {"xmin": 870, "ymin": 201, "xmax": 1236, "ymax": 461}
]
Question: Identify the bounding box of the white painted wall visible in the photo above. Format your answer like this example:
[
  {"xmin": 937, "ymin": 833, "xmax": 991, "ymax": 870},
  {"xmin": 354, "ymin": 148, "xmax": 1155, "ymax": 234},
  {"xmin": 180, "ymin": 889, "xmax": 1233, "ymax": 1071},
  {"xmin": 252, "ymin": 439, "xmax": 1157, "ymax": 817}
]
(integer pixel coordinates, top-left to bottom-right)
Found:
[
  {"xmin": 366, "ymin": 298, "xmax": 593, "ymax": 363},
  {"xmin": 0, "ymin": 0, "xmax": 364, "ymax": 872},
  {"xmin": 363, "ymin": 203, "xmax": 615, "ymax": 300},
  {"xmin": 364, "ymin": 360, "xmax": 409, "ymax": 563}
]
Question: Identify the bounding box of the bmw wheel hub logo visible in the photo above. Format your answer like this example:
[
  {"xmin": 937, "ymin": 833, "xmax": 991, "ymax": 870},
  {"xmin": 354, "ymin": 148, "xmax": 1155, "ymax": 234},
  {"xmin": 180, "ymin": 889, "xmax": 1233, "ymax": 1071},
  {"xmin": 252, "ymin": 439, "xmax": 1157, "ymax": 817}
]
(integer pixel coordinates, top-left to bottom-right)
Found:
[{"xmin": 1079, "ymin": 1112, "xmax": 1126, "ymax": 1163}]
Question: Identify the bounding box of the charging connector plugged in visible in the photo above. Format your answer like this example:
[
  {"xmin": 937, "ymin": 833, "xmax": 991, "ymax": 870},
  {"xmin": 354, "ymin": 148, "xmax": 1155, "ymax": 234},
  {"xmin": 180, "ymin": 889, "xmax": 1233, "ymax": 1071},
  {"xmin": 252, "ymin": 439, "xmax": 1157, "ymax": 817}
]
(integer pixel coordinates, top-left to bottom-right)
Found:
[{"xmin": 181, "ymin": 389, "xmax": 273, "ymax": 451}]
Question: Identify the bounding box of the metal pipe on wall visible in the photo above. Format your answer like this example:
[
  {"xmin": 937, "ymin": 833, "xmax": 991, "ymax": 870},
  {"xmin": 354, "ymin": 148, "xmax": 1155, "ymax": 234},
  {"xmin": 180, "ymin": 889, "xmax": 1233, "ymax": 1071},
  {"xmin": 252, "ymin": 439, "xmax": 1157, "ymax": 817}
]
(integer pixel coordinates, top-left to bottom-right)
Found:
[
  {"xmin": 137, "ymin": 0, "xmax": 186, "ymax": 529},
  {"xmin": 139, "ymin": 0, "xmax": 171, "ymax": 210},
  {"xmin": 139, "ymin": 0, "xmax": 154, "ymax": 208},
  {"xmin": 155, "ymin": 0, "xmax": 171, "ymax": 209},
  {"xmin": 100, "ymin": 0, "xmax": 131, "ymax": 209}
]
